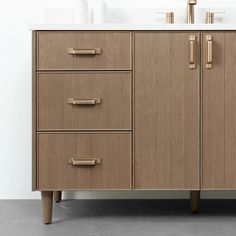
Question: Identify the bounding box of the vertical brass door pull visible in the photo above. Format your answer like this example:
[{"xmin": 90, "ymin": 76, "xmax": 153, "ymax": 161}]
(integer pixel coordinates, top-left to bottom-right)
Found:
[
  {"xmin": 206, "ymin": 35, "xmax": 213, "ymax": 69},
  {"xmin": 189, "ymin": 35, "xmax": 196, "ymax": 69}
]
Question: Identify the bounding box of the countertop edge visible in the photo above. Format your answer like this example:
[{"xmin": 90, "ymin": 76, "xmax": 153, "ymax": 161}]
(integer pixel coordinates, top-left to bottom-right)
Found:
[{"xmin": 29, "ymin": 24, "xmax": 236, "ymax": 31}]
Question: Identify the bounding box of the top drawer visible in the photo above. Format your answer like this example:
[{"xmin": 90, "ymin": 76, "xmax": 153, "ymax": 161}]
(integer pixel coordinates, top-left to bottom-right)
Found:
[{"xmin": 37, "ymin": 31, "xmax": 132, "ymax": 70}]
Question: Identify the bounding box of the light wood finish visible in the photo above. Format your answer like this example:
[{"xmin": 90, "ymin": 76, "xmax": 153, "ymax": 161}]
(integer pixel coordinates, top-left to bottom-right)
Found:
[
  {"xmin": 202, "ymin": 32, "xmax": 236, "ymax": 189},
  {"xmin": 32, "ymin": 31, "xmax": 37, "ymax": 190},
  {"xmin": 38, "ymin": 133, "xmax": 77, "ymax": 190},
  {"xmin": 37, "ymin": 72, "xmax": 131, "ymax": 130},
  {"xmin": 190, "ymin": 190, "xmax": 200, "ymax": 213},
  {"xmin": 38, "ymin": 133, "xmax": 131, "ymax": 190},
  {"xmin": 134, "ymin": 32, "xmax": 200, "ymax": 189},
  {"xmin": 54, "ymin": 191, "xmax": 62, "ymax": 202},
  {"xmin": 41, "ymin": 191, "xmax": 53, "ymax": 224},
  {"xmin": 37, "ymin": 31, "xmax": 132, "ymax": 70}
]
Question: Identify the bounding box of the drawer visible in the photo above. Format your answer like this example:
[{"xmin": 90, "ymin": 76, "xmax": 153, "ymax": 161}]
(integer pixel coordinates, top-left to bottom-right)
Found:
[
  {"xmin": 38, "ymin": 133, "xmax": 132, "ymax": 190},
  {"xmin": 37, "ymin": 31, "xmax": 132, "ymax": 70},
  {"xmin": 37, "ymin": 72, "xmax": 131, "ymax": 130}
]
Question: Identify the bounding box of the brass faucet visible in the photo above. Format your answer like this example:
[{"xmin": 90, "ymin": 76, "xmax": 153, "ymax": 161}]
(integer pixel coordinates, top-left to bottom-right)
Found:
[{"xmin": 187, "ymin": 0, "xmax": 197, "ymax": 24}]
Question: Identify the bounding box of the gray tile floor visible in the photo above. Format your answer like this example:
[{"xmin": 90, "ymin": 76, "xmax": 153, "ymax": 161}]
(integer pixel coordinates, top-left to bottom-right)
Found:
[{"xmin": 1, "ymin": 199, "xmax": 236, "ymax": 236}]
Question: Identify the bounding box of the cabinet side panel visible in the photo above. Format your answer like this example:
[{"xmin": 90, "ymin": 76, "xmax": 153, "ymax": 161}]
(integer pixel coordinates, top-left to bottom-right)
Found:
[{"xmin": 32, "ymin": 31, "xmax": 37, "ymax": 190}]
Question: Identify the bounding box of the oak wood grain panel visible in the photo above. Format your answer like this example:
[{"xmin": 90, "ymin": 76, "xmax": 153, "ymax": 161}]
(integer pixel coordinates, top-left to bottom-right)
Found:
[
  {"xmin": 134, "ymin": 32, "xmax": 200, "ymax": 190},
  {"xmin": 37, "ymin": 72, "xmax": 131, "ymax": 130},
  {"xmin": 202, "ymin": 32, "xmax": 236, "ymax": 189},
  {"xmin": 37, "ymin": 31, "xmax": 132, "ymax": 70},
  {"xmin": 224, "ymin": 32, "xmax": 236, "ymax": 189},
  {"xmin": 38, "ymin": 31, "xmax": 76, "ymax": 70},
  {"xmin": 38, "ymin": 134, "xmax": 77, "ymax": 189},
  {"xmin": 32, "ymin": 31, "xmax": 37, "ymax": 190},
  {"xmin": 202, "ymin": 32, "xmax": 225, "ymax": 189},
  {"xmin": 38, "ymin": 133, "xmax": 131, "ymax": 190}
]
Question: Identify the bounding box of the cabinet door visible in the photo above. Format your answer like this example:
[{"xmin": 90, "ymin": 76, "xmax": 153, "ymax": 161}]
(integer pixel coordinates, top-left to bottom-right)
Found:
[
  {"xmin": 202, "ymin": 32, "xmax": 236, "ymax": 189},
  {"xmin": 134, "ymin": 32, "xmax": 200, "ymax": 189}
]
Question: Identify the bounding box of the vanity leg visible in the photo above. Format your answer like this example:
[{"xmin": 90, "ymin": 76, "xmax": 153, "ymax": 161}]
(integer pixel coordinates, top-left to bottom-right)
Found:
[
  {"xmin": 41, "ymin": 191, "xmax": 53, "ymax": 224},
  {"xmin": 54, "ymin": 191, "xmax": 62, "ymax": 203},
  {"xmin": 190, "ymin": 190, "xmax": 200, "ymax": 213}
]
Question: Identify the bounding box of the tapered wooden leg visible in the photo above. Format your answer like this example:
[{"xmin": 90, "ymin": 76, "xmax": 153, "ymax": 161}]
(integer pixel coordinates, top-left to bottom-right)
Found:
[
  {"xmin": 41, "ymin": 191, "xmax": 53, "ymax": 224},
  {"xmin": 54, "ymin": 191, "xmax": 62, "ymax": 203},
  {"xmin": 190, "ymin": 190, "xmax": 200, "ymax": 213}
]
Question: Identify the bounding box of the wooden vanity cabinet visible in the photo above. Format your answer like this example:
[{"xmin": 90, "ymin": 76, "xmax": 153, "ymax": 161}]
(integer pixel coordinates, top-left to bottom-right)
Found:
[{"xmin": 32, "ymin": 30, "xmax": 236, "ymax": 224}]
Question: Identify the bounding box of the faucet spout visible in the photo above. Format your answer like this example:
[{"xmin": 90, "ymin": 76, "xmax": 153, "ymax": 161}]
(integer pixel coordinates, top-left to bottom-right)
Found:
[{"xmin": 187, "ymin": 0, "xmax": 197, "ymax": 24}]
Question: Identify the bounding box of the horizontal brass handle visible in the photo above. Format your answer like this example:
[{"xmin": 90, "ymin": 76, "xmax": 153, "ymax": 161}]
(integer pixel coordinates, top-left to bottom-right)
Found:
[
  {"xmin": 67, "ymin": 48, "xmax": 102, "ymax": 55},
  {"xmin": 68, "ymin": 158, "xmax": 102, "ymax": 166},
  {"xmin": 67, "ymin": 98, "xmax": 102, "ymax": 105}
]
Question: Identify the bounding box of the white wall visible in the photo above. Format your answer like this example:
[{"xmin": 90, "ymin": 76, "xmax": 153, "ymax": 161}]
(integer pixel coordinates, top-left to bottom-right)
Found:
[
  {"xmin": 1, "ymin": 0, "xmax": 236, "ymax": 199},
  {"xmin": 43, "ymin": 0, "xmax": 236, "ymax": 9}
]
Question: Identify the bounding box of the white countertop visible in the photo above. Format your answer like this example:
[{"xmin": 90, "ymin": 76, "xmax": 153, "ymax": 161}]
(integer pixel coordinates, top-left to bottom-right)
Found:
[{"xmin": 29, "ymin": 23, "xmax": 236, "ymax": 31}]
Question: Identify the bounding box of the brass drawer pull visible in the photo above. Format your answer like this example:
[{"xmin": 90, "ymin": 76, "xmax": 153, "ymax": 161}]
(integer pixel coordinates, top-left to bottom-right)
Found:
[
  {"xmin": 68, "ymin": 158, "xmax": 102, "ymax": 166},
  {"xmin": 189, "ymin": 35, "xmax": 196, "ymax": 69},
  {"xmin": 206, "ymin": 35, "xmax": 213, "ymax": 69},
  {"xmin": 67, "ymin": 48, "xmax": 102, "ymax": 55},
  {"xmin": 67, "ymin": 98, "xmax": 102, "ymax": 105}
]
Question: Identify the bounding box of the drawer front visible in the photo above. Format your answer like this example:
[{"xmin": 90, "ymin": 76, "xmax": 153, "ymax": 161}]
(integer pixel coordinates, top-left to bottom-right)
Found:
[
  {"xmin": 37, "ymin": 31, "xmax": 132, "ymax": 70},
  {"xmin": 38, "ymin": 133, "xmax": 131, "ymax": 190},
  {"xmin": 37, "ymin": 72, "xmax": 131, "ymax": 130}
]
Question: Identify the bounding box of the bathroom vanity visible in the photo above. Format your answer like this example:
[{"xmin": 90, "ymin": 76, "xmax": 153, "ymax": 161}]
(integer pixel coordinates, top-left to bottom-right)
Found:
[{"xmin": 31, "ymin": 24, "xmax": 236, "ymax": 224}]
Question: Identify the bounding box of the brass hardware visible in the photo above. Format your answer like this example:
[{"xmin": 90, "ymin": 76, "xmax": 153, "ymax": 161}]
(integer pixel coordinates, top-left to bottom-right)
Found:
[
  {"xmin": 166, "ymin": 12, "xmax": 174, "ymax": 24},
  {"xmin": 189, "ymin": 35, "xmax": 196, "ymax": 69},
  {"xmin": 206, "ymin": 35, "xmax": 213, "ymax": 69},
  {"xmin": 187, "ymin": 0, "xmax": 197, "ymax": 24},
  {"xmin": 67, "ymin": 98, "xmax": 102, "ymax": 105},
  {"xmin": 68, "ymin": 158, "xmax": 102, "ymax": 166},
  {"xmin": 206, "ymin": 11, "xmax": 225, "ymax": 24},
  {"xmin": 67, "ymin": 48, "xmax": 102, "ymax": 55},
  {"xmin": 156, "ymin": 12, "xmax": 175, "ymax": 24}
]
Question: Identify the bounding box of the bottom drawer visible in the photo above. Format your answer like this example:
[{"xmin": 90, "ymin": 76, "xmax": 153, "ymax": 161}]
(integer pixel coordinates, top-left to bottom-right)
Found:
[{"xmin": 38, "ymin": 133, "xmax": 131, "ymax": 190}]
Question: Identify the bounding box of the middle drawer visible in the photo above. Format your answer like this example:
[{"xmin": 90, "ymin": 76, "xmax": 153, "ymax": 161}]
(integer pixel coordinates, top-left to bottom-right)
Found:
[{"xmin": 37, "ymin": 72, "xmax": 132, "ymax": 130}]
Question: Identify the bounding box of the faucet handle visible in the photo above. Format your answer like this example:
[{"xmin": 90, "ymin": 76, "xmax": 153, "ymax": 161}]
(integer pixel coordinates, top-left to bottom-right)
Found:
[
  {"xmin": 206, "ymin": 11, "xmax": 225, "ymax": 24},
  {"xmin": 156, "ymin": 11, "xmax": 174, "ymax": 24},
  {"xmin": 188, "ymin": 0, "xmax": 197, "ymax": 5}
]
